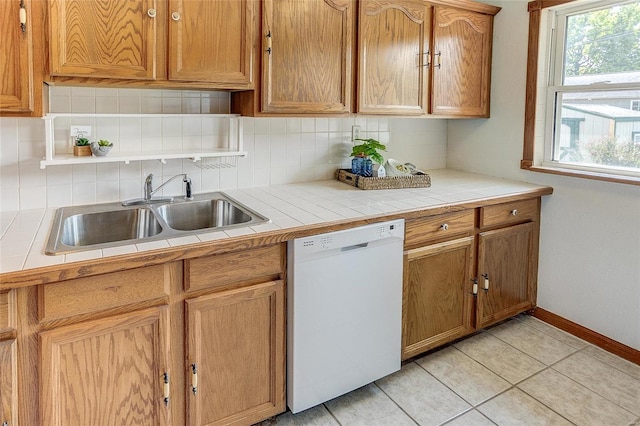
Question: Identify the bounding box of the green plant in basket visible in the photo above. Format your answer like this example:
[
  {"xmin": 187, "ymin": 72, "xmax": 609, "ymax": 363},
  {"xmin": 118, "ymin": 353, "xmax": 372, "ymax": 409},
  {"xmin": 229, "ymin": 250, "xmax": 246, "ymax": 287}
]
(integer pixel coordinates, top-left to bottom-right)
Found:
[{"xmin": 351, "ymin": 138, "xmax": 386, "ymax": 164}]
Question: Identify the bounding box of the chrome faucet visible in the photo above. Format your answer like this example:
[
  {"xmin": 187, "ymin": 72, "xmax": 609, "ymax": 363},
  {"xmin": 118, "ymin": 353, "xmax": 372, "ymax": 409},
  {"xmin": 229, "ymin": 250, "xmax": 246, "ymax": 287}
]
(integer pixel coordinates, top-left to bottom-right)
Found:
[
  {"xmin": 144, "ymin": 173, "xmax": 193, "ymax": 201},
  {"xmin": 123, "ymin": 173, "xmax": 193, "ymax": 206}
]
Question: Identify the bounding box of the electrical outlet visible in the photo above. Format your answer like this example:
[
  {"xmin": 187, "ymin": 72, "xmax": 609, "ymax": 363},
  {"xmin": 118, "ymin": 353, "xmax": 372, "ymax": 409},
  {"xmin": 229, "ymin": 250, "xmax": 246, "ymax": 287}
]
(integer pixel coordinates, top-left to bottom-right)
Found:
[
  {"xmin": 352, "ymin": 125, "xmax": 361, "ymax": 142},
  {"xmin": 70, "ymin": 125, "xmax": 92, "ymax": 138}
]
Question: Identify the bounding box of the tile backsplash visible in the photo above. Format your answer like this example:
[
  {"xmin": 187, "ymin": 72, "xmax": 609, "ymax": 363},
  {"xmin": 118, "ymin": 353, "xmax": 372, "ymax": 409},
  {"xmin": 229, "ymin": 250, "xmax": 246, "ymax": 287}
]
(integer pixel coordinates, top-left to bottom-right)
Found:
[{"xmin": 0, "ymin": 87, "xmax": 447, "ymax": 211}]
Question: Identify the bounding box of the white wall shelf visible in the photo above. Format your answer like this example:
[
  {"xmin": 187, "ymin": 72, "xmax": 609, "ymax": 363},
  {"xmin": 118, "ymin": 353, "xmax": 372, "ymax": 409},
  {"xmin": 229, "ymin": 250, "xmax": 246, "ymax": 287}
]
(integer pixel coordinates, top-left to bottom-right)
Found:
[{"xmin": 40, "ymin": 113, "xmax": 246, "ymax": 169}]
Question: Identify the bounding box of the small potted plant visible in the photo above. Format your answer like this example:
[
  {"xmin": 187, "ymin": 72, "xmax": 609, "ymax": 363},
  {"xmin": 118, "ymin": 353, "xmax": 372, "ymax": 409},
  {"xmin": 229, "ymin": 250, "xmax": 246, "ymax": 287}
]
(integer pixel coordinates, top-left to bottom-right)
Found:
[
  {"xmin": 90, "ymin": 139, "xmax": 113, "ymax": 156},
  {"xmin": 73, "ymin": 136, "xmax": 92, "ymax": 156},
  {"xmin": 350, "ymin": 138, "xmax": 386, "ymax": 176}
]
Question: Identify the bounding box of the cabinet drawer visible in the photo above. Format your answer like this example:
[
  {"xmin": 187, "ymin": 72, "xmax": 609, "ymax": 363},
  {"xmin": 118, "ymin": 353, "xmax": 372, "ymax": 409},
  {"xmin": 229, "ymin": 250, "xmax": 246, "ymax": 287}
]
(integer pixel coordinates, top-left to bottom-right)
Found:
[
  {"xmin": 39, "ymin": 265, "xmax": 171, "ymax": 323},
  {"xmin": 185, "ymin": 244, "xmax": 284, "ymax": 292},
  {"xmin": 405, "ymin": 210, "xmax": 475, "ymax": 247},
  {"xmin": 480, "ymin": 198, "xmax": 539, "ymax": 229}
]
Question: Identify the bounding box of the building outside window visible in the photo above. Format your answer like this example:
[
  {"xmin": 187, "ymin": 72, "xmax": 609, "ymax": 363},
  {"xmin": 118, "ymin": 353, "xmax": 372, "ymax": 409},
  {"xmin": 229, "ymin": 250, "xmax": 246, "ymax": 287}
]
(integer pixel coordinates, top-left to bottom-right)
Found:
[{"xmin": 542, "ymin": 0, "xmax": 640, "ymax": 177}]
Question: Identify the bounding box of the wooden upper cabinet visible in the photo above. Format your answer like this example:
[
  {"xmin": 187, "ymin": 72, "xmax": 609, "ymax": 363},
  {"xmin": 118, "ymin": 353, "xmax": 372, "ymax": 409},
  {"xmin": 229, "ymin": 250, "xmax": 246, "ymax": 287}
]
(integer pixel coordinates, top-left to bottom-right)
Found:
[
  {"xmin": 430, "ymin": 6, "xmax": 494, "ymax": 117},
  {"xmin": 39, "ymin": 308, "xmax": 170, "ymax": 426},
  {"xmin": 1, "ymin": 0, "xmax": 43, "ymax": 116},
  {"xmin": 358, "ymin": 0, "xmax": 429, "ymax": 115},
  {"xmin": 168, "ymin": 0, "xmax": 255, "ymax": 86},
  {"xmin": 261, "ymin": 0, "xmax": 355, "ymax": 113},
  {"xmin": 49, "ymin": 0, "xmax": 160, "ymax": 80}
]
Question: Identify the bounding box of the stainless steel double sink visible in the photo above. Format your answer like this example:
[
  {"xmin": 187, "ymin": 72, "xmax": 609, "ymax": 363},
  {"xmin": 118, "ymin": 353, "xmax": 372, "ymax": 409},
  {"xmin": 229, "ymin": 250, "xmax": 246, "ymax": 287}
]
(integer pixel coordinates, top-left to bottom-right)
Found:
[{"xmin": 45, "ymin": 192, "xmax": 269, "ymax": 255}]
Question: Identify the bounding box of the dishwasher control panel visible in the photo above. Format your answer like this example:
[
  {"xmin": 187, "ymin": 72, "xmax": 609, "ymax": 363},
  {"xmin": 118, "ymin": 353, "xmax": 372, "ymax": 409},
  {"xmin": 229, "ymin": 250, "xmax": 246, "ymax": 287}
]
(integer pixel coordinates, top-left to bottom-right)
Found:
[{"xmin": 291, "ymin": 219, "xmax": 405, "ymax": 257}]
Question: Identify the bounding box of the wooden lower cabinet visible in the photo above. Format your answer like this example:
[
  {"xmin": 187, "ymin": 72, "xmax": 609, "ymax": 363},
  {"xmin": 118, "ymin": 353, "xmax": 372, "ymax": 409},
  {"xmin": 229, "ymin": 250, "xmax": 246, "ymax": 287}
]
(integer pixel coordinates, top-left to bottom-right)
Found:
[
  {"xmin": 402, "ymin": 237, "xmax": 475, "ymax": 359},
  {"xmin": 402, "ymin": 199, "xmax": 541, "ymax": 360},
  {"xmin": 39, "ymin": 307, "xmax": 171, "ymax": 426},
  {"xmin": 186, "ymin": 280, "xmax": 285, "ymax": 426},
  {"xmin": 476, "ymin": 222, "xmax": 537, "ymax": 329},
  {"xmin": 0, "ymin": 339, "xmax": 17, "ymax": 426}
]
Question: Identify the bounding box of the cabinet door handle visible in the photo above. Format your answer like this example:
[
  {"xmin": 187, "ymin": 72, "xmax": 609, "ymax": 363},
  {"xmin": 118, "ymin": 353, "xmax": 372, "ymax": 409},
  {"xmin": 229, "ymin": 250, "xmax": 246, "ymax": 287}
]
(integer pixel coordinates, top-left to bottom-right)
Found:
[
  {"xmin": 482, "ymin": 273, "xmax": 490, "ymax": 291},
  {"xmin": 434, "ymin": 51, "xmax": 442, "ymax": 69},
  {"xmin": 440, "ymin": 223, "xmax": 449, "ymax": 231},
  {"xmin": 147, "ymin": 8, "xmax": 157, "ymax": 18},
  {"xmin": 171, "ymin": 11, "xmax": 181, "ymax": 21},
  {"xmin": 265, "ymin": 30, "xmax": 272, "ymax": 54},
  {"xmin": 191, "ymin": 363, "xmax": 198, "ymax": 396},
  {"xmin": 19, "ymin": 0, "xmax": 27, "ymax": 32},
  {"xmin": 470, "ymin": 278, "xmax": 478, "ymax": 295},
  {"xmin": 163, "ymin": 372, "xmax": 170, "ymax": 406},
  {"xmin": 510, "ymin": 209, "xmax": 518, "ymax": 216},
  {"xmin": 417, "ymin": 52, "xmax": 430, "ymax": 67}
]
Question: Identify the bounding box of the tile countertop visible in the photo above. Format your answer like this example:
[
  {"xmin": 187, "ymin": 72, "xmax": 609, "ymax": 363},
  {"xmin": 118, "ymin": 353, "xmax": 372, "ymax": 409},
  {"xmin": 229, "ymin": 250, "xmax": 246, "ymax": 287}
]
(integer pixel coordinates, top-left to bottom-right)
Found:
[{"xmin": 0, "ymin": 169, "xmax": 553, "ymax": 279}]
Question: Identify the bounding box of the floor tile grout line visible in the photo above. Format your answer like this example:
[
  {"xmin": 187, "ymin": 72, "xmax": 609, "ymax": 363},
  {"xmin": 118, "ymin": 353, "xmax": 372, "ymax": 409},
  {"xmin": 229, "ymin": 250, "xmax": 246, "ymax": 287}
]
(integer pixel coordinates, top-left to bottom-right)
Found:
[
  {"xmin": 413, "ymin": 351, "xmax": 575, "ymax": 426},
  {"xmin": 514, "ymin": 314, "xmax": 588, "ymax": 350},
  {"xmin": 371, "ymin": 380, "xmax": 421, "ymax": 426},
  {"xmin": 546, "ymin": 347, "xmax": 640, "ymax": 419},
  {"xmin": 517, "ymin": 314, "xmax": 640, "ymax": 381},
  {"xmin": 484, "ymin": 320, "xmax": 582, "ymax": 366},
  {"xmin": 511, "ymin": 363, "xmax": 580, "ymax": 425},
  {"xmin": 413, "ymin": 353, "xmax": 510, "ymax": 410},
  {"xmin": 321, "ymin": 402, "xmax": 344, "ymax": 426}
]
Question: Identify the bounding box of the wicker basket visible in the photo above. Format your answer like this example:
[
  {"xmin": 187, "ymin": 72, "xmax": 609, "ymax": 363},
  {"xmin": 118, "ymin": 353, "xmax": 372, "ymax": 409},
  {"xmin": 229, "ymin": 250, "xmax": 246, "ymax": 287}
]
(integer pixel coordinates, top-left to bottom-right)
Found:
[{"xmin": 336, "ymin": 169, "xmax": 431, "ymax": 190}]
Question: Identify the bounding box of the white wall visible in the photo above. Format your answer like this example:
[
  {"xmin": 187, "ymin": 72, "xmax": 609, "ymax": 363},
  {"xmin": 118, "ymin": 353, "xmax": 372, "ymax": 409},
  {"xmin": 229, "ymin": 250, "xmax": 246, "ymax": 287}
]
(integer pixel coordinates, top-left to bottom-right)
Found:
[
  {"xmin": 0, "ymin": 87, "xmax": 446, "ymax": 211},
  {"xmin": 447, "ymin": 0, "xmax": 640, "ymax": 349}
]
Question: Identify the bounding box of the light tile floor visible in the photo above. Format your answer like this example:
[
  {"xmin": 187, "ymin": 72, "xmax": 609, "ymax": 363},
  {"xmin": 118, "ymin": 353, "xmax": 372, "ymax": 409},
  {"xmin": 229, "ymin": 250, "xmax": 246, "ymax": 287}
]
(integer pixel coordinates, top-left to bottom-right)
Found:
[{"xmin": 259, "ymin": 315, "xmax": 640, "ymax": 426}]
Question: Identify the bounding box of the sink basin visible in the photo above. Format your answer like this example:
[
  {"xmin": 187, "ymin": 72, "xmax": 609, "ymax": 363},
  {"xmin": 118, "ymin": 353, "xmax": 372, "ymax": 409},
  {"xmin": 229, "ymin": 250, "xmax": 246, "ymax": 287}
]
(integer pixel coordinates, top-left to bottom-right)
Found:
[
  {"xmin": 45, "ymin": 192, "xmax": 269, "ymax": 255},
  {"xmin": 154, "ymin": 199, "xmax": 252, "ymax": 231},
  {"xmin": 60, "ymin": 208, "xmax": 162, "ymax": 247}
]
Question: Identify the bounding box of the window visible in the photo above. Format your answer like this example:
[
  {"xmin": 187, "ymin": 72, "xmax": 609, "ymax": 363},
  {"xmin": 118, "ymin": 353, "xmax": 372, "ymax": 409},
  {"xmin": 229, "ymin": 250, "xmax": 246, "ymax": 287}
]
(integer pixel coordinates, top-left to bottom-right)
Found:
[{"xmin": 523, "ymin": 0, "xmax": 640, "ymax": 184}]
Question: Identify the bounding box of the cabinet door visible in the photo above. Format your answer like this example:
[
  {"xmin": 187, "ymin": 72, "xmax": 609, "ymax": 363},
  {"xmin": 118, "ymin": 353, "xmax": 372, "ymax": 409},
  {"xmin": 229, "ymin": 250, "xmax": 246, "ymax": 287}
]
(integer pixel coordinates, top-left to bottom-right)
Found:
[
  {"xmin": 262, "ymin": 0, "xmax": 355, "ymax": 113},
  {"xmin": 402, "ymin": 237, "xmax": 475, "ymax": 360},
  {"xmin": 0, "ymin": 0, "xmax": 36, "ymax": 114},
  {"xmin": 40, "ymin": 308, "xmax": 170, "ymax": 426},
  {"xmin": 431, "ymin": 6, "xmax": 493, "ymax": 117},
  {"xmin": 476, "ymin": 222, "xmax": 536, "ymax": 329},
  {"xmin": 0, "ymin": 339, "xmax": 17, "ymax": 426},
  {"xmin": 358, "ymin": 0, "xmax": 429, "ymax": 115},
  {"xmin": 186, "ymin": 280, "xmax": 285, "ymax": 426},
  {"xmin": 168, "ymin": 0, "xmax": 256, "ymax": 86},
  {"xmin": 49, "ymin": 0, "xmax": 159, "ymax": 79}
]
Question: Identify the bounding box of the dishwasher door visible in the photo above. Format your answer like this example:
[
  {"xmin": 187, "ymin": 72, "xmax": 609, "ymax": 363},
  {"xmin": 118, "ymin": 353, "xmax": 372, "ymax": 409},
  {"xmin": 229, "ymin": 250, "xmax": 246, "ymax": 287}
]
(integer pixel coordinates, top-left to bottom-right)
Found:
[{"xmin": 287, "ymin": 219, "xmax": 404, "ymax": 413}]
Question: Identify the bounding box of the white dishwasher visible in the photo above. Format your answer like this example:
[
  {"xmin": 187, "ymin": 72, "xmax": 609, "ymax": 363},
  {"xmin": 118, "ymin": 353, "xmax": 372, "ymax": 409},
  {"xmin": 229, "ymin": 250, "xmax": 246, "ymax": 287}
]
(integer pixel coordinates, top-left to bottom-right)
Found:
[{"xmin": 287, "ymin": 219, "xmax": 404, "ymax": 413}]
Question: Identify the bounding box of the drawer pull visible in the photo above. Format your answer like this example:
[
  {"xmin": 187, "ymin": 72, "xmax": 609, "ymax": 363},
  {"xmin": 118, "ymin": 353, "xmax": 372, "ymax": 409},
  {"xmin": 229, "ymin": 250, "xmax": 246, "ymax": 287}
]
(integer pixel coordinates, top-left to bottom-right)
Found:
[
  {"xmin": 510, "ymin": 209, "xmax": 518, "ymax": 216},
  {"xmin": 147, "ymin": 8, "xmax": 156, "ymax": 18},
  {"xmin": 440, "ymin": 223, "xmax": 449, "ymax": 231}
]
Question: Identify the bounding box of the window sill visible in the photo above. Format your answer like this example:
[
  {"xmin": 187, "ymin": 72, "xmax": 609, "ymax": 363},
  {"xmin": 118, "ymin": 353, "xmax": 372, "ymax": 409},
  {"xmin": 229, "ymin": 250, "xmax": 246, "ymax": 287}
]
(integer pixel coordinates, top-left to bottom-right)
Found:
[{"xmin": 522, "ymin": 163, "xmax": 640, "ymax": 186}]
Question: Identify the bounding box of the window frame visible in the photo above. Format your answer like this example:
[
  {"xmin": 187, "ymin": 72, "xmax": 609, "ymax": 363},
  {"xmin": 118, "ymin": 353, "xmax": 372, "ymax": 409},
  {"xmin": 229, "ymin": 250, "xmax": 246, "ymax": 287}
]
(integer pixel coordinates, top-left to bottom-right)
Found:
[{"xmin": 521, "ymin": 0, "xmax": 640, "ymax": 185}]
